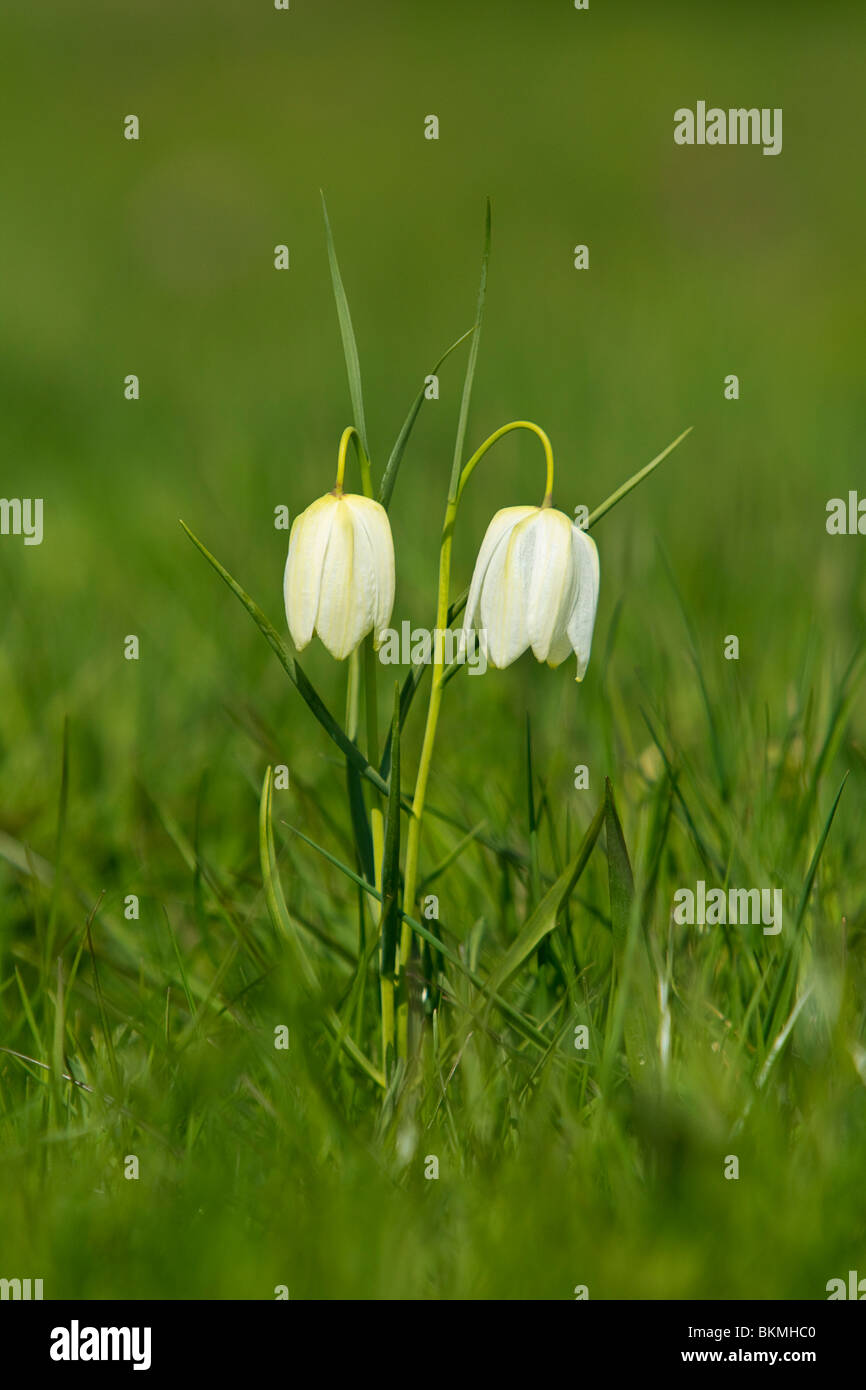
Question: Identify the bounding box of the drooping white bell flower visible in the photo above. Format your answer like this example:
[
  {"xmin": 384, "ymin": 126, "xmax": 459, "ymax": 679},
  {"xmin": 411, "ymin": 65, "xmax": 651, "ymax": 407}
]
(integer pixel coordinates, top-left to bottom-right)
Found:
[
  {"xmin": 463, "ymin": 504, "xmax": 599, "ymax": 678},
  {"xmin": 284, "ymin": 491, "xmax": 395, "ymax": 660}
]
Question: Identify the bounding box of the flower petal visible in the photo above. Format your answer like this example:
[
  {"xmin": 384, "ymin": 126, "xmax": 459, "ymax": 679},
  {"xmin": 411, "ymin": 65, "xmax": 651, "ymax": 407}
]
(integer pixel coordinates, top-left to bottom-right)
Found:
[
  {"xmin": 343, "ymin": 495, "xmax": 395, "ymax": 645},
  {"xmin": 315, "ymin": 497, "xmax": 376, "ymax": 660},
  {"xmin": 566, "ymin": 526, "xmax": 600, "ymax": 681},
  {"xmin": 479, "ymin": 510, "xmax": 538, "ymax": 668},
  {"xmin": 463, "ymin": 506, "xmax": 536, "ymax": 637},
  {"xmin": 523, "ymin": 508, "xmax": 578, "ymax": 664},
  {"xmin": 284, "ymin": 493, "xmax": 338, "ymax": 651}
]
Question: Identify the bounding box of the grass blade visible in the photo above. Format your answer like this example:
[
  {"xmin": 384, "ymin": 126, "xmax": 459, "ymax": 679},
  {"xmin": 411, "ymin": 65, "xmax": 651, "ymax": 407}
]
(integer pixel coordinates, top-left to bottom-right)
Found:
[
  {"xmin": 586, "ymin": 427, "xmax": 692, "ymax": 531},
  {"xmin": 794, "ymin": 771, "xmax": 849, "ymax": 930},
  {"xmin": 378, "ymin": 587, "xmax": 470, "ymax": 779},
  {"xmin": 483, "ymin": 797, "xmax": 605, "ymax": 999},
  {"xmin": 45, "ymin": 716, "xmax": 69, "ymax": 968},
  {"xmin": 605, "ymin": 778, "xmax": 635, "ymax": 961},
  {"xmin": 603, "ymin": 777, "xmax": 650, "ymax": 1082},
  {"xmin": 321, "ymin": 191, "xmax": 368, "ymax": 456},
  {"xmin": 181, "ymin": 520, "xmax": 387, "ymax": 796},
  {"xmin": 380, "ymin": 685, "xmax": 402, "ymax": 981},
  {"xmin": 259, "ymin": 767, "xmax": 385, "ymax": 1088},
  {"xmin": 345, "ymin": 761, "xmax": 375, "ymax": 885},
  {"xmin": 378, "ymin": 327, "xmax": 474, "ymax": 510},
  {"xmin": 763, "ymin": 772, "xmax": 849, "ymax": 1046},
  {"xmin": 259, "ymin": 765, "xmax": 318, "ymax": 989},
  {"xmin": 287, "ymin": 822, "xmax": 551, "ymax": 1051},
  {"xmin": 447, "ymin": 199, "xmax": 491, "ymax": 501}
]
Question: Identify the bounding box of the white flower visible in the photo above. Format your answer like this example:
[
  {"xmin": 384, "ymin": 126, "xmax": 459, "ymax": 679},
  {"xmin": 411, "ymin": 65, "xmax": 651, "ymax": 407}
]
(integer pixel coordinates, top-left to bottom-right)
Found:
[
  {"xmin": 463, "ymin": 505, "xmax": 599, "ymax": 679},
  {"xmin": 284, "ymin": 492, "xmax": 395, "ymax": 660}
]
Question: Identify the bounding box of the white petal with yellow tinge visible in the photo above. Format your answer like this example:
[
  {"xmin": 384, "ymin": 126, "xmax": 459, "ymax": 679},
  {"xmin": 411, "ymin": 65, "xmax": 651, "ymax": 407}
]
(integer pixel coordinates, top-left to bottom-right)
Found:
[{"xmin": 284, "ymin": 492, "xmax": 396, "ymax": 661}]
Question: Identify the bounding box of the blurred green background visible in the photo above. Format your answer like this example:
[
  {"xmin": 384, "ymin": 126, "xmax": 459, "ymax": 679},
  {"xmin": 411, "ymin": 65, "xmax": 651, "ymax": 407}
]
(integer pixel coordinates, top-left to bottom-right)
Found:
[{"xmin": 0, "ymin": 0, "xmax": 864, "ymax": 1299}]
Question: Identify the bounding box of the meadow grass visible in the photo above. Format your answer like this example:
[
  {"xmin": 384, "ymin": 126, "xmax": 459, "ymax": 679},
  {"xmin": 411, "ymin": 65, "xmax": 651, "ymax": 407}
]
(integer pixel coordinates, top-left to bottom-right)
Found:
[
  {"xmin": 1, "ymin": 1, "xmax": 865, "ymax": 1300},
  {"xmin": 2, "ymin": 219, "xmax": 864, "ymax": 1297}
]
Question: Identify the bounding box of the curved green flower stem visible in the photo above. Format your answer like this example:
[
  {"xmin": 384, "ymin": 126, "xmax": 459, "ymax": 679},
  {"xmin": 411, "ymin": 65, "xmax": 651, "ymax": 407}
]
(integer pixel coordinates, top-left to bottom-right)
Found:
[
  {"xmin": 455, "ymin": 420, "xmax": 554, "ymax": 510},
  {"xmin": 334, "ymin": 424, "xmax": 373, "ymax": 498},
  {"xmin": 396, "ymin": 421, "xmax": 554, "ymax": 1058}
]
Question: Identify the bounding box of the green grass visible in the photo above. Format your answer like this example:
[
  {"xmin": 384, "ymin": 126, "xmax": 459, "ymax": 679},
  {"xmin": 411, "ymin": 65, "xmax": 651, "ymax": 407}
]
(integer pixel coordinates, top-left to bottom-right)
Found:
[{"xmin": 1, "ymin": 0, "xmax": 865, "ymax": 1300}]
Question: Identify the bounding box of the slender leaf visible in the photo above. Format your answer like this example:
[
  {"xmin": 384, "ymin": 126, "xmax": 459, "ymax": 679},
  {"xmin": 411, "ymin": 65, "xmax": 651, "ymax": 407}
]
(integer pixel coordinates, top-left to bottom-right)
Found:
[
  {"xmin": 45, "ymin": 715, "xmax": 69, "ymax": 966},
  {"xmin": 286, "ymin": 822, "xmax": 552, "ymax": 1051},
  {"xmin": 181, "ymin": 520, "xmax": 388, "ymax": 796},
  {"xmin": 603, "ymin": 778, "xmax": 650, "ymax": 1081},
  {"xmin": 794, "ymin": 771, "xmax": 848, "ymax": 930},
  {"xmin": 345, "ymin": 761, "xmax": 375, "ymax": 885},
  {"xmin": 418, "ymin": 819, "xmax": 487, "ymax": 892},
  {"xmin": 321, "ymin": 190, "xmax": 368, "ymax": 455},
  {"xmin": 586, "ymin": 427, "xmax": 692, "ymax": 531},
  {"xmin": 378, "ymin": 327, "xmax": 474, "ymax": 510},
  {"xmin": 447, "ymin": 199, "xmax": 491, "ymax": 501},
  {"xmin": 483, "ymin": 797, "xmax": 605, "ymax": 999},
  {"xmin": 764, "ymin": 772, "xmax": 849, "ymax": 1045},
  {"xmin": 605, "ymin": 778, "xmax": 635, "ymax": 962},
  {"xmin": 379, "ymin": 587, "xmax": 469, "ymax": 779},
  {"xmin": 259, "ymin": 767, "xmax": 385, "ymax": 1088},
  {"xmin": 380, "ymin": 686, "xmax": 402, "ymax": 979}
]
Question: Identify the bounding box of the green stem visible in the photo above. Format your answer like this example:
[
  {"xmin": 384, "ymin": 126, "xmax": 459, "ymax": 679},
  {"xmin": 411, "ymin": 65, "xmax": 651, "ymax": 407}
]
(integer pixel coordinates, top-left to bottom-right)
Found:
[
  {"xmin": 345, "ymin": 647, "xmax": 361, "ymax": 741},
  {"xmin": 336, "ymin": 425, "xmax": 383, "ymax": 1044},
  {"xmin": 336, "ymin": 425, "xmax": 379, "ymax": 780},
  {"xmin": 364, "ymin": 638, "xmax": 379, "ymax": 767},
  {"xmin": 395, "ymin": 420, "xmax": 555, "ymax": 1057},
  {"xmin": 381, "ymin": 975, "xmax": 395, "ymax": 1078},
  {"xmin": 456, "ymin": 420, "xmax": 554, "ymax": 509},
  {"xmin": 335, "ymin": 424, "xmax": 373, "ymax": 498}
]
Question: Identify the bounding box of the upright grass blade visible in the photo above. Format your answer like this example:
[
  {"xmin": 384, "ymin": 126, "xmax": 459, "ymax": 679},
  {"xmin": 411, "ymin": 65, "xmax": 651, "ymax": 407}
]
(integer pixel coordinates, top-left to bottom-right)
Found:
[
  {"xmin": 447, "ymin": 199, "xmax": 491, "ymax": 503},
  {"xmin": 794, "ymin": 770, "xmax": 848, "ymax": 930},
  {"xmin": 379, "ymin": 687, "xmax": 402, "ymax": 1074},
  {"xmin": 525, "ymin": 714, "xmax": 541, "ymax": 908},
  {"xmin": 152, "ymin": 783, "xmax": 268, "ymax": 969},
  {"xmin": 482, "ymin": 797, "xmax": 605, "ymax": 999},
  {"xmin": 658, "ymin": 543, "xmax": 730, "ymax": 801},
  {"xmin": 51, "ymin": 959, "xmax": 66, "ymax": 1119},
  {"xmin": 286, "ymin": 822, "xmax": 552, "ymax": 1051},
  {"xmin": 181, "ymin": 520, "xmax": 388, "ymax": 797},
  {"xmin": 380, "ymin": 686, "xmax": 402, "ymax": 981},
  {"xmin": 605, "ymin": 779, "xmax": 635, "ymax": 963},
  {"xmin": 602, "ymin": 778, "xmax": 650, "ymax": 1083},
  {"xmin": 44, "ymin": 716, "xmax": 69, "ymax": 969},
  {"xmin": 378, "ymin": 587, "xmax": 469, "ymax": 779},
  {"xmin": 763, "ymin": 771, "xmax": 848, "ymax": 1046},
  {"xmin": 259, "ymin": 766, "xmax": 318, "ymax": 990},
  {"xmin": 585, "ymin": 427, "xmax": 692, "ymax": 530},
  {"xmin": 345, "ymin": 761, "xmax": 375, "ymax": 885},
  {"xmin": 259, "ymin": 767, "xmax": 386, "ymax": 1089},
  {"xmin": 162, "ymin": 907, "xmax": 197, "ymax": 1021},
  {"xmin": 640, "ymin": 706, "xmax": 725, "ymax": 881},
  {"xmin": 15, "ymin": 965, "xmax": 44, "ymax": 1053},
  {"xmin": 378, "ymin": 327, "xmax": 474, "ymax": 510},
  {"xmin": 792, "ymin": 646, "xmax": 864, "ymax": 849},
  {"xmin": 85, "ymin": 898, "xmax": 120, "ymax": 1091},
  {"xmin": 321, "ymin": 191, "xmax": 368, "ymax": 459}
]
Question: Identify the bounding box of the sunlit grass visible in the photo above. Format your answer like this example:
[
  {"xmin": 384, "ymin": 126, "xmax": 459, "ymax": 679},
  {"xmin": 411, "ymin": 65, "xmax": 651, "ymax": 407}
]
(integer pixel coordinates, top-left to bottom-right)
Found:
[{"xmin": 1, "ymin": 206, "xmax": 864, "ymax": 1301}]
